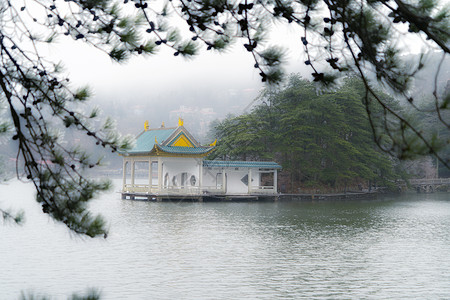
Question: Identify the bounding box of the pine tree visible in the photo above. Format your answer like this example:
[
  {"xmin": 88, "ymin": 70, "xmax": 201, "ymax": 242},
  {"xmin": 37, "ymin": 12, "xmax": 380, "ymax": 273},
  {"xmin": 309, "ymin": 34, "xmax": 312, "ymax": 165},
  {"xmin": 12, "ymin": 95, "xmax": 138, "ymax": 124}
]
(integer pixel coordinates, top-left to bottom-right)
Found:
[{"xmin": 211, "ymin": 75, "xmax": 401, "ymax": 191}]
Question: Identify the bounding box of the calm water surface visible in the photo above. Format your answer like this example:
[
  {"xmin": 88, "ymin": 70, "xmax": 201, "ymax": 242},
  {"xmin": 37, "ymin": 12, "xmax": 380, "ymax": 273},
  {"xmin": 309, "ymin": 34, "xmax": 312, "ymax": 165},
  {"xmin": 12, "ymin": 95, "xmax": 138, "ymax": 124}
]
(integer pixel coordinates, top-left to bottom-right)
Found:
[{"xmin": 1, "ymin": 180, "xmax": 450, "ymax": 299}]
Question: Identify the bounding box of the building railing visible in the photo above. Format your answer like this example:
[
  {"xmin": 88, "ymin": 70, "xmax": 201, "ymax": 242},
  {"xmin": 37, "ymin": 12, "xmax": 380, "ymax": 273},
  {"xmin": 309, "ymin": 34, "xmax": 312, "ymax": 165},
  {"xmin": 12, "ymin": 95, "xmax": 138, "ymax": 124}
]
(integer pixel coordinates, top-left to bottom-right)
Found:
[
  {"xmin": 122, "ymin": 184, "xmax": 277, "ymax": 195},
  {"xmin": 123, "ymin": 184, "xmax": 220, "ymax": 195},
  {"xmin": 200, "ymin": 186, "xmax": 225, "ymax": 194},
  {"xmin": 123, "ymin": 184, "xmax": 153, "ymax": 193},
  {"xmin": 160, "ymin": 186, "xmax": 202, "ymax": 195},
  {"xmin": 251, "ymin": 186, "xmax": 277, "ymax": 194},
  {"xmin": 408, "ymin": 178, "xmax": 450, "ymax": 185}
]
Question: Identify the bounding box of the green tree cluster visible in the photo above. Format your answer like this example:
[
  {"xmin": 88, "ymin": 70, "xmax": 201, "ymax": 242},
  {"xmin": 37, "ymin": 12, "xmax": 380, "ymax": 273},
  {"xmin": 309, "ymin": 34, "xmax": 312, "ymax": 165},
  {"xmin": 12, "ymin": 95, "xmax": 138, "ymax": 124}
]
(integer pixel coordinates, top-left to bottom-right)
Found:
[{"xmin": 211, "ymin": 75, "xmax": 401, "ymax": 191}]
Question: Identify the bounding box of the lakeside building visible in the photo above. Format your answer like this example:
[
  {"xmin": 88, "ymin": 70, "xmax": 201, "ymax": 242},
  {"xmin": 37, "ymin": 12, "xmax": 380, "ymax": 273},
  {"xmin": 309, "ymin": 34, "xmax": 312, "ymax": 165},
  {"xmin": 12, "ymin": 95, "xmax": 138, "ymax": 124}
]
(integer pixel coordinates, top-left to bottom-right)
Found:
[{"xmin": 119, "ymin": 119, "xmax": 281, "ymax": 200}]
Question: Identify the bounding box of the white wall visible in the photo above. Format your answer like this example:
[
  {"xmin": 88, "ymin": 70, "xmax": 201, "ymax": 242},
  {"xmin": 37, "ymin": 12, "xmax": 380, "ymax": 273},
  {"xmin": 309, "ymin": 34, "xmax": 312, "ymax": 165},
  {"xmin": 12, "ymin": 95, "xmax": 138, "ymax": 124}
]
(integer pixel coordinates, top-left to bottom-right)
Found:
[
  {"xmin": 202, "ymin": 167, "xmax": 260, "ymax": 194},
  {"xmin": 202, "ymin": 167, "xmax": 221, "ymax": 189},
  {"xmin": 161, "ymin": 157, "xmax": 202, "ymax": 188},
  {"xmin": 226, "ymin": 169, "xmax": 260, "ymax": 194}
]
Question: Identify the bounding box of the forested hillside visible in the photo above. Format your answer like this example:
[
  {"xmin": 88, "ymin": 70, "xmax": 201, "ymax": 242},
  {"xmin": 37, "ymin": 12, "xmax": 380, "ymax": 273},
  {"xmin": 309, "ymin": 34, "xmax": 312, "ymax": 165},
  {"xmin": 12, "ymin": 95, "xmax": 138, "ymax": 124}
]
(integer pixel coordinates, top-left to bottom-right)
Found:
[{"xmin": 209, "ymin": 75, "xmax": 404, "ymax": 192}]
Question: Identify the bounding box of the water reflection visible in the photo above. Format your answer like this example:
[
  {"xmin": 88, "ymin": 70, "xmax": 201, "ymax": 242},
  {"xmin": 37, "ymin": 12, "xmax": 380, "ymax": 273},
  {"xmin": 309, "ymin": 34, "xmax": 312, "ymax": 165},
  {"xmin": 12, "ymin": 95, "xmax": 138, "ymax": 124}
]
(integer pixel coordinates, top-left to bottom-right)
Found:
[{"xmin": 1, "ymin": 180, "xmax": 450, "ymax": 299}]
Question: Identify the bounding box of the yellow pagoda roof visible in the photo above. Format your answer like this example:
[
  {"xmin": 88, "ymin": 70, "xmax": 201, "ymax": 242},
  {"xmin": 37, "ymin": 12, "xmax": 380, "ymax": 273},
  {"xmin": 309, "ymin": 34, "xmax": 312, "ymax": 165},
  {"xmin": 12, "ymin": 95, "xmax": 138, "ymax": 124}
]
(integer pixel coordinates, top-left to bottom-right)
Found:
[{"xmin": 119, "ymin": 120, "xmax": 215, "ymax": 157}]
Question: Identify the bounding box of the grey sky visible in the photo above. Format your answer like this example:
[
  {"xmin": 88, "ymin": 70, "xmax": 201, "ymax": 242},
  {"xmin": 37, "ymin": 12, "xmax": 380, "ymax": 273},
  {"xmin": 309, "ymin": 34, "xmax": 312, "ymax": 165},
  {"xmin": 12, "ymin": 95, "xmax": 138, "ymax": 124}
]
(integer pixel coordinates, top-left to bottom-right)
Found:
[
  {"xmin": 44, "ymin": 22, "xmax": 309, "ymax": 94},
  {"xmin": 38, "ymin": 12, "xmax": 432, "ymax": 134}
]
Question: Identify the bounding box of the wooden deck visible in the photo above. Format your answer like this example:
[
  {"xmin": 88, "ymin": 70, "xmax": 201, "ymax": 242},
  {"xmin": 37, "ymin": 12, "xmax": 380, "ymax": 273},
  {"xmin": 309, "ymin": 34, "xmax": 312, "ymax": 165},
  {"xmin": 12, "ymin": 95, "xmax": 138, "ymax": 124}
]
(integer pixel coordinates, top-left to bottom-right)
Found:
[
  {"xmin": 120, "ymin": 191, "xmax": 278, "ymax": 202},
  {"xmin": 121, "ymin": 183, "xmax": 279, "ymax": 201},
  {"xmin": 120, "ymin": 190, "xmax": 389, "ymax": 202}
]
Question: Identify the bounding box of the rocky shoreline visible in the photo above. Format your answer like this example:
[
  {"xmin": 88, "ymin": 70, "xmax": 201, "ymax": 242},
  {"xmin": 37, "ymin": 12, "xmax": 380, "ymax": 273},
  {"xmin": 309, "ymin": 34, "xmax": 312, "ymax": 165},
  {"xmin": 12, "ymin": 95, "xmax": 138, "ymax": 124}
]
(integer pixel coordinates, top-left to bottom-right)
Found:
[{"xmin": 272, "ymin": 191, "xmax": 380, "ymax": 202}]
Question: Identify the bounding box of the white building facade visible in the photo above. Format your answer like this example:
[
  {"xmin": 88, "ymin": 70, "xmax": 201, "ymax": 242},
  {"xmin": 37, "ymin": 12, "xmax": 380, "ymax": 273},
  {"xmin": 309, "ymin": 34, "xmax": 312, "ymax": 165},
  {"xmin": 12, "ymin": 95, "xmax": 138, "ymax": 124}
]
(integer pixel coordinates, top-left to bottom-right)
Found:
[{"xmin": 120, "ymin": 120, "xmax": 281, "ymax": 200}]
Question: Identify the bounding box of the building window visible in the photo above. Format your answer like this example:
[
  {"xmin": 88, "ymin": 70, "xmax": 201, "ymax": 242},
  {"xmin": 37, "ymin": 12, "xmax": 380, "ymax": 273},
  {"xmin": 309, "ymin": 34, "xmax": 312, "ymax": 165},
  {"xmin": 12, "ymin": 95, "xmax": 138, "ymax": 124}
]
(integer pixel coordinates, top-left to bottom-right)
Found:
[
  {"xmin": 151, "ymin": 161, "xmax": 158, "ymax": 186},
  {"xmin": 216, "ymin": 173, "xmax": 223, "ymax": 189},
  {"xmin": 190, "ymin": 175, "xmax": 196, "ymax": 186},
  {"xmin": 181, "ymin": 172, "xmax": 187, "ymax": 188},
  {"xmin": 241, "ymin": 174, "xmax": 249, "ymax": 186},
  {"xmin": 164, "ymin": 173, "xmax": 169, "ymax": 188},
  {"xmin": 241, "ymin": 174, "xmax": 254, "ymax": 186}
]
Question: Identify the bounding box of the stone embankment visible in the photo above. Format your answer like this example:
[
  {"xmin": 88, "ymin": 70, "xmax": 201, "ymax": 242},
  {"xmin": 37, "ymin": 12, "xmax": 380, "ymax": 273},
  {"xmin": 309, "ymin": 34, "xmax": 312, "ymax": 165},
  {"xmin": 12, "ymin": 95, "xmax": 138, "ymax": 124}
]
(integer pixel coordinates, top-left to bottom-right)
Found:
[{"xmin": 274, "ymin": 192, "xmax": 379, "ymax": 202}]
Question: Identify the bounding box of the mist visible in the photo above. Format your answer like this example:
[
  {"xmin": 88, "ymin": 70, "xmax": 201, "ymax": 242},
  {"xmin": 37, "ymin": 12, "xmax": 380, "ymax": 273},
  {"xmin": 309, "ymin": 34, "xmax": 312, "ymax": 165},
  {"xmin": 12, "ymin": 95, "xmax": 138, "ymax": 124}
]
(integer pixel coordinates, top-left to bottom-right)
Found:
[{"xmin": 40, "ymin": 23, "xmax": 316, "ymax": 138}]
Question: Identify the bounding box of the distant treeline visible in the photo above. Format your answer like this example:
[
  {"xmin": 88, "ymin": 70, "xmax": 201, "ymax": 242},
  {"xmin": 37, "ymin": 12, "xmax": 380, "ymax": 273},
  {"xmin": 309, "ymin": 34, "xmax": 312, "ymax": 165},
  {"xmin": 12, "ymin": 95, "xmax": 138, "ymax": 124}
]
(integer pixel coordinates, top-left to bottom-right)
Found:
[{"xmin": 208, "ymin": 75, "xmax": 405, "ymax": 193}]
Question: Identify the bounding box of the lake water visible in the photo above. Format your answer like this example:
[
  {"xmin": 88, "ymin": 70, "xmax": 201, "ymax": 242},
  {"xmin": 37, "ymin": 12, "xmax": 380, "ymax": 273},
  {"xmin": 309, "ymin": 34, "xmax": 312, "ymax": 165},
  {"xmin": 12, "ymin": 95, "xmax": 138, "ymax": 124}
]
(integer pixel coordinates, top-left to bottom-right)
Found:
[{"xmin": 1, "ymin": 179, "xmax": 450, "ymax": 299}]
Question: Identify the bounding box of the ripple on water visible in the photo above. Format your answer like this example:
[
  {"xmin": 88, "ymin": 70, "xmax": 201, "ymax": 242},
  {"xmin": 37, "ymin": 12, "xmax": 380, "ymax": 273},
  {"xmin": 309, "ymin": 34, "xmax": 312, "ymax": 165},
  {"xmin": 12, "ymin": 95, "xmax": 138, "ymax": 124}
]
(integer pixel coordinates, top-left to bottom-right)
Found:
[{"xmin": 1, "ymin": 181, "xmax": 450, "ymax": 299}]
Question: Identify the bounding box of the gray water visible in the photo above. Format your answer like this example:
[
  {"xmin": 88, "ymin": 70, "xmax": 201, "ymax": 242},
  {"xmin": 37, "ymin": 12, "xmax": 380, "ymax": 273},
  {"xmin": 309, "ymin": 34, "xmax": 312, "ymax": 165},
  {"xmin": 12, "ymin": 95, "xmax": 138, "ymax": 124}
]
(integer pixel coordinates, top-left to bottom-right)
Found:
[{"xmin": 1, "ymin": 180, "xmax": 450, "ymax": 299}]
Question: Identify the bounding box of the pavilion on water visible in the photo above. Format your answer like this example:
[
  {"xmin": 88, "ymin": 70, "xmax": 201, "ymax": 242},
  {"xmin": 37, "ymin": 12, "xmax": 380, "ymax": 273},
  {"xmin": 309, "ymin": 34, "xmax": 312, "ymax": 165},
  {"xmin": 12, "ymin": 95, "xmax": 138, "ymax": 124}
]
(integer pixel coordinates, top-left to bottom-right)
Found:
[{"xmin": 119, "ymin": 119, "xmax": 281, "ymax": 201}]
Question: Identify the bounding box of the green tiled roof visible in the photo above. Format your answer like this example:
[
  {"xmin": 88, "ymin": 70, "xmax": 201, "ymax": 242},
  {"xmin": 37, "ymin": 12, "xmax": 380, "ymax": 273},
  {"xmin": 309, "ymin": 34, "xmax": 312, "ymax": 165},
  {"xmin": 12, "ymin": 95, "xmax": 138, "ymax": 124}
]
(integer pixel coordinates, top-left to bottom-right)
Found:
[
  {"xmin": 156, "ymin": 145, "xmax": 214, "ymax": 154},
  {"xmin": 119, "ymin": 127, "xmax": 214, "ymax": 156},
  {"xmin": 126, "ymin": 128, "xmax": 176, "ymax": 154},
  {"xmin": 203, "ymin": 160, "xmax": 282, "ymax": 169}
]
